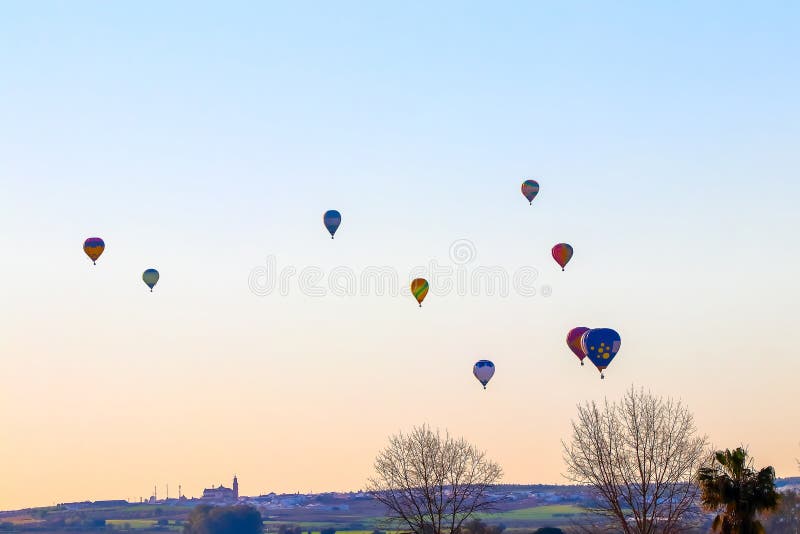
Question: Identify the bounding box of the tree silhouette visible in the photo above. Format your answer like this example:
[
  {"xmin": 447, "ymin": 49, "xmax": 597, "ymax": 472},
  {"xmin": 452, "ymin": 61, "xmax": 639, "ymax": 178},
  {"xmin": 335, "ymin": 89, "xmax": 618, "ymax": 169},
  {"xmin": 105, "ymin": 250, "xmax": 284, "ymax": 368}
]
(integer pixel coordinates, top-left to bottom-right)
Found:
[
  {"xmin": 563, "ymin": 387, "xmax": 707, "ymax": 533},
  {"xmin": 697, "ymin": 447, "xmax": 780, "ymax": 534},
  {"xmin": 367, "ymin": 425, "xmax": 502, "ymax": 534}
]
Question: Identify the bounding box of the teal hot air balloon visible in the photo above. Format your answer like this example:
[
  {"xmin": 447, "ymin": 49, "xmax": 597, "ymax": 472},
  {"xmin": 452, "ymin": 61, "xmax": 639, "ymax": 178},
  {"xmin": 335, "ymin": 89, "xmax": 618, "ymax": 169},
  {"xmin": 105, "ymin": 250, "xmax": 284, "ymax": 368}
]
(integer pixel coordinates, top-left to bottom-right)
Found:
[
  {"xmin": 142, "ymin": 269, "xmax": 159, "ymax": 292},
  {"xmin": 323, "ymin": 210, "xmax": 341, "ymax": 239}
]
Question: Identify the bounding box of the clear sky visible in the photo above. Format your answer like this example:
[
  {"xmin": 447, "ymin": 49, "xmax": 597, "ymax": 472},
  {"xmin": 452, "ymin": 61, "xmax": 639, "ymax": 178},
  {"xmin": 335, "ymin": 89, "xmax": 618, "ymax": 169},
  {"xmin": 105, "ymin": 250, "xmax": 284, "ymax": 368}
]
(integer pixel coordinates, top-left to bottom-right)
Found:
[{"xmin": 1, "ymin": 1, "xmax": 799, "ymax": 510}]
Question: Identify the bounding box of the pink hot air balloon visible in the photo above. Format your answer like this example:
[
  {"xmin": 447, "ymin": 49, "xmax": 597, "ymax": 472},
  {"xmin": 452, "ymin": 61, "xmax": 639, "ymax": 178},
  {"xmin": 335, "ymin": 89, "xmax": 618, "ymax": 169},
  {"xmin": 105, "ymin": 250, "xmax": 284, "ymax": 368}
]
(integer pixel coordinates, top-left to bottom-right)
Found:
[
  {"xmin": 552, "ymin": 243, "xmax": 574, "ymax": 271},
  {"xmin": 566, "ymin": 327, "xmax": 590, "ymax": 366}
]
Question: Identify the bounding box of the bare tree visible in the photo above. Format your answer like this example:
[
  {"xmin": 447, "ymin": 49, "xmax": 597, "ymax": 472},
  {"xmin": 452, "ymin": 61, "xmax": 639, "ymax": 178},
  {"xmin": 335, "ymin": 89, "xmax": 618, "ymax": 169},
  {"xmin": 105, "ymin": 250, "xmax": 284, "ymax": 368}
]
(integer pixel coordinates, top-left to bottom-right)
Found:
[
  {"xmin": 367, "ymin": 425, "xmax": 502, "ymax": 534},
  {"xmin": 562, "ymin": 387, "xmax": 707, "ymax": 534}
]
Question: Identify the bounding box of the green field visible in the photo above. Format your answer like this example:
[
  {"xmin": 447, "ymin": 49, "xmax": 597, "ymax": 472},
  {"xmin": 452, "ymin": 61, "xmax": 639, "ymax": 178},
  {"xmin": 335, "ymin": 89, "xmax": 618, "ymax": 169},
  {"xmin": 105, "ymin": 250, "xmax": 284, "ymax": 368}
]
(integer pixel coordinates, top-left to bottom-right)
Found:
[
  {"xmin": 26, "ymin": 504, "xmax": 591, "ymax": 532},
  {"xmin": 261, "ymin": 506, "xmax": 589, "ymax": 531},
  {"xmin": 106, "ymin": 519, "xmax": 181, "ymax": 530},
  {"xmin": 481, "ymin": 505, "xmax": 587, "ymax": 521},
  {"xmin": 262, "ymin": 523, "xmax": 384, "ymax": 532}
]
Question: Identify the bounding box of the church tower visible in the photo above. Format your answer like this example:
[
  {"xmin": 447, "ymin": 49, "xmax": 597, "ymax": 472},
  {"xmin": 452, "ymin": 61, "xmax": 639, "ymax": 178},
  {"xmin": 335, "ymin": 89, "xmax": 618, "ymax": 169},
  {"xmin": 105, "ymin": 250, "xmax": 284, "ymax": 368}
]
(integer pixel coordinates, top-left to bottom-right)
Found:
[{"xmin": 232, "ymin": 475, "xmax": 239, "ymax": 500}]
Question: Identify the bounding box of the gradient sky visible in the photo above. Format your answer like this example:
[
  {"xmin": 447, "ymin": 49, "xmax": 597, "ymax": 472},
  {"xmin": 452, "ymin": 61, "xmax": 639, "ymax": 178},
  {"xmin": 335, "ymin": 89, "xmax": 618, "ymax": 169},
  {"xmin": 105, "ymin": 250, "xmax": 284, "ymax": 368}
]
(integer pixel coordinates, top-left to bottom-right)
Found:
[{"xmin": 2, "ymin": 1, "xmax": 799, "ymax": 510}]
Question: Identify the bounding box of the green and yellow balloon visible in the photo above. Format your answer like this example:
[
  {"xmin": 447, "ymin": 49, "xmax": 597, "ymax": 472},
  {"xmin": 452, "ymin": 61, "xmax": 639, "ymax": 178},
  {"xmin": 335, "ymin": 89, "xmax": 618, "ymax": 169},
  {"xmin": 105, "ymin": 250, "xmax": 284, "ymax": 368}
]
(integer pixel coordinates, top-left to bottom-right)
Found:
[{"xmin": 410, "ymin": 278, "xmax": 429, "ymax": 307}]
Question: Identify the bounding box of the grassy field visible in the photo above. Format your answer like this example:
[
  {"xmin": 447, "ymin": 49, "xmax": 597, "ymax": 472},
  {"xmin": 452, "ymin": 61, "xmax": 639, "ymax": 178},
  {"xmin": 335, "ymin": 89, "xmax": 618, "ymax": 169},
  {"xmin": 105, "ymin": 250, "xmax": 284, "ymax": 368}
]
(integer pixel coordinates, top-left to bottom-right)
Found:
[
  {"xmin": 2, "ymin": 515, "xmax": 45, "ymax": 526},
  {"xmin": 481, "ymin": 505, "xmax": 587, "ymax": 521},
  {"xmin": 261, "ymin": 506, "xmax": 589, "ymax": 532},
  {"xmin": 10, "ymin": 503, "xmax": 592, "ymax": 532},
  {"xmin": 105, "ymin": 519, "xmax": 181, "ymax": 531}
]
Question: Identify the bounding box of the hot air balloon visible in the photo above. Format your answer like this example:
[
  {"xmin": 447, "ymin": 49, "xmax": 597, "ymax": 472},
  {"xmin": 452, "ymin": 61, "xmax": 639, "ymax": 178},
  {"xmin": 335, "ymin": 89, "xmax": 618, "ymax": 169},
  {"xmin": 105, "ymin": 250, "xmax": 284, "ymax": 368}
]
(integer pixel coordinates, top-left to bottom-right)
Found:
[
  {"xmin": 566, "ymin": 327, "xmax": 590, "ymax": 366},
  {"xmin": 83, "ymin": 237, "xmax": 105, "ymax": 265},
  {"xmin": 142, "ymin": 269, "xmax": 159, "ymax": 292},
  {"xmin": 473, "ymin": 360, "xmax": 495, "ymax": 389},
  {"xmin": 552, "ymin": 243, "xmax": 573, "ymax": 271},
  {"xmin": 521, "ymin": 180, "xmax": 539, "ymax": 205},
  {"xmin": 410, "ymin": 278, "xmax": 429, "ymax": 307},
  {"xmin": 580, "ymin": 329, "xmax": 590, "ymax": 357},
  {"xmin": 584, "ymin": 328, "xmax": 621, "ymax": 379},
  {"xmin": 323, "ymin": 210, "xmax": 341, "ymax": 239}
]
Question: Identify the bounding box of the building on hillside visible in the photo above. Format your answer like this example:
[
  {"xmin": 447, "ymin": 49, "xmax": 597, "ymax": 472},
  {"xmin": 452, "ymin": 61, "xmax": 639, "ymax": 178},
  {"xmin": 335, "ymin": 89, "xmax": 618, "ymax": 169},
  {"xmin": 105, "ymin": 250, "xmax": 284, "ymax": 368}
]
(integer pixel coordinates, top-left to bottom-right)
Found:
[
  {"xmin": 202, "ymin": 475, "xmax": 239, "ymax": 502},
  {"xmin": 60, "ymin": 502, "xmax": 92, "ymax": 511},
  {"xmin": 92, "ymin": 500, "xmax": 129, "ymax": 508}
]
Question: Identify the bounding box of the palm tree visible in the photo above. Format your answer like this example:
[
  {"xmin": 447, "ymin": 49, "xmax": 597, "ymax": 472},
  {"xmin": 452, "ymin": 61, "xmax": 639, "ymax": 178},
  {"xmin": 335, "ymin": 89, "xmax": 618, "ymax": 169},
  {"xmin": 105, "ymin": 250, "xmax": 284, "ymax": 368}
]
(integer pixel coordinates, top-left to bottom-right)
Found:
[{"xmin": 697, "ymin": 447, "xmax": 781, "ymax": 534}]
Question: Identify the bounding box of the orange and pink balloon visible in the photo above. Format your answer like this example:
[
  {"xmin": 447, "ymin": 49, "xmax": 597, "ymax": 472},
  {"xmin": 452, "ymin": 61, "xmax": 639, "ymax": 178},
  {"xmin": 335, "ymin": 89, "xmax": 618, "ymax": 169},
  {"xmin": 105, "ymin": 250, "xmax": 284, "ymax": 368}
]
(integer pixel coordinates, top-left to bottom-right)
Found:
[{"xmin": 552, "ymin": 243, "xmax": 573, "ymax": 271}]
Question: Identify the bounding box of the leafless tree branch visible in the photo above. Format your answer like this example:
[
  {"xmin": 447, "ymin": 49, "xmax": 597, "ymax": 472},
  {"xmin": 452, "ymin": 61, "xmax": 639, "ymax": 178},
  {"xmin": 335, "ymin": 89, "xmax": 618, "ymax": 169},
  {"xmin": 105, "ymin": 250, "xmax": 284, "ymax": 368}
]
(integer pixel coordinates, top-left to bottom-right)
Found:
[
  {"xmin": 562, "ymin": 387, "xmax": 707, "ymax": 534},
  {"xmin": 367, "ymin": 425, "xmax": 503, "ymax": 534}
]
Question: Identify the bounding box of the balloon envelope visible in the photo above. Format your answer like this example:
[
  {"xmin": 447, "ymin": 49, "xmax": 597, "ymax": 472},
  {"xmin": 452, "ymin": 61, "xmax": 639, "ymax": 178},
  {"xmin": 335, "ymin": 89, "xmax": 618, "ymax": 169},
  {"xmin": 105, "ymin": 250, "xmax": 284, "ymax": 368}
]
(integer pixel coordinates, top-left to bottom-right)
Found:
[
  {"xmin": 552, "ymin": 243, "xmax": 574, "ymax": 270},
  {"xmin": 473, "ymin": 360, "xmax": 495, "ymax": 389},
  {"xmin": 584, "ymin": 328, "xmax": 622, "ymax": 377},
  {"xmin": 580, "ymin": 329, "xmax": 590, "ymax": 356},
  {"xmin": 83, "ymin": 237, "xmax": 105, "ymax": 265},
  {"xmin": 521, "ymin": 180, "xmax": 540, "ymax": 204},
  {"xmin": 410, "ymin": 278, "xmax": 429, "ymax": 307},
  {"xmin": 323, "ymin": 210, "xmax": 341, "ymax": 238},
  {"xmin": 142, "ymin": 269, "xmax": 160, "ymax": 291},
  {"xmin": 566, "ymin": 327, "xmax": 590, "ymax": 364}
]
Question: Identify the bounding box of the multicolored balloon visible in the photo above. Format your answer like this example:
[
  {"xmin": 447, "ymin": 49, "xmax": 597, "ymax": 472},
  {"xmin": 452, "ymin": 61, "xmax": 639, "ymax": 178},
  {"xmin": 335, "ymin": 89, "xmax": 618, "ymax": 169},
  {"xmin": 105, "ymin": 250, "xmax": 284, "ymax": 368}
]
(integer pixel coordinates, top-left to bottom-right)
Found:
[
  {"xmin": 521, "ymin": 180, "xmax": 540, "ymax": 205},
  {"xmin": 552, "ymin": 243, "xmax": 574, "ymax": 271},
  {"xmin": 142, "ymin": 269, "xmax": 159, "ymax": 292},
  {"xmin": 83, "ymin": 237, "xmax": 105, "ymax": 265},
  {"xmin": 473, "ymin": 360, "xmax": 495, "ymax": 389},
  {"xmin": 323, "ymin": 210, "xmax": 341, "ymax": 239},
  {"xmin": 566, "ymin": 326, "xmax": 590, "ymax": 366},
  {"xmin": 584, "ymin": 328, "xmax": 622, "ymax": 379},
  {"xmin": 410, "ymin": 278, "xmax": 429, "ymax": 307}
]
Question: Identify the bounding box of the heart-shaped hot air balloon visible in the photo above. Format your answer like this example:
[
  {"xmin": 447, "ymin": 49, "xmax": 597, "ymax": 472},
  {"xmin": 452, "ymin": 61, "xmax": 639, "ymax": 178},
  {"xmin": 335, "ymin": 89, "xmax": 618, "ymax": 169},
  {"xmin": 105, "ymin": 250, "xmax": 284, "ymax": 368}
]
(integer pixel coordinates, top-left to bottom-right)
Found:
[
  {"xmin": 584, "ymin": 328, "xmax": 622, "ymax": 379},
  {"xmin": 552, "ymin": 243, "xmax": 573, "ymax": 271},
  {"xmin": 323, "ymin": 210, "xmax": 341, "ymax": 239},
  {"xmin": 142, "ymin": 269, "xmax": 160, "ymax": 292},
  {"xmin": 473, "ymin": 360, "xmax": 495, "ymax": 389},
  {"xmin": 566, "ymin": 326, "xmax": 590, "ymax": 366},
  {"xmin": 83, "ymin": 237, "xmax": 105, "ymax": 265},
  {"xmin": 410, "ymin": 278, "xmax": 429, "ymax": 307},
  {"xmin": 521, "ymin": 179, "xmax": 540, "ymax": 205}
]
